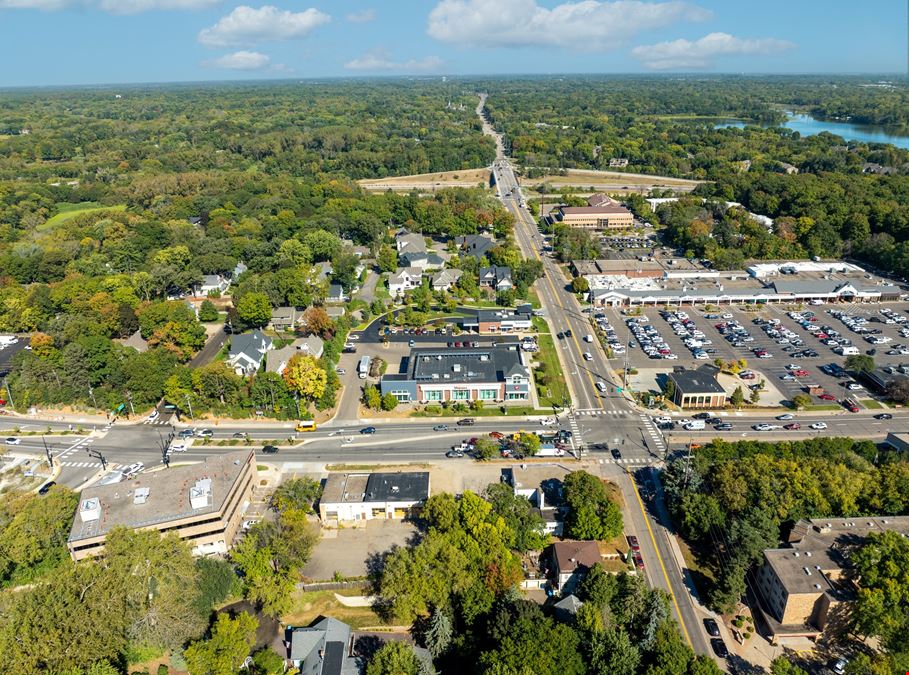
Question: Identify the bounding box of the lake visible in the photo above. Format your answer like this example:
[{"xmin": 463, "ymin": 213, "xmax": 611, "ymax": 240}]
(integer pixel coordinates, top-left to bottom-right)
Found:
[{"xmin": 714, "ymin": 113, "xmax": 909, "ymax": 150}]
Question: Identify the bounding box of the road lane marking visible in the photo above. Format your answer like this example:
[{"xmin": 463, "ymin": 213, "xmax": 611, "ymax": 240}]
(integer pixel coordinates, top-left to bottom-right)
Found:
[{"xmin": 626, "ymin": 470, "xmax": 693, "ymax": 647}]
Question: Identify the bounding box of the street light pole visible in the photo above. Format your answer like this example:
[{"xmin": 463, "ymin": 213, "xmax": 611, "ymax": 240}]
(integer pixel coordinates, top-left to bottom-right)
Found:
[
  {"xmin": 184, "ymin": 394, "xmax": 195, "ymax": 422},
  {"xmin": 88, "ymin": 386, "xmax": 98, "ymax": 409},
  {"xmin": 3, "ymin": 379, "xmax": 13, "ymax": 409}
]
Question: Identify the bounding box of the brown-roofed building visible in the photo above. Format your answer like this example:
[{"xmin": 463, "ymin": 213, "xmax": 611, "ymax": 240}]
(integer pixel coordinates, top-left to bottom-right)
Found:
[
  {"xmin": 755, "ymin": 516, "xmax": 909, "ymax": 642},
  {"xmin": 550, "ymin": 540, "xmax": 602, "ymax": 592},
  {"xmin": 667, "ymin": 366, "xmax": 727, "ymax": 408},
  {"xmin": 67, "ymin": 450, "xmax": 255, "ymax": 561},
  {"xmin": 554, "ymin": 194, "xmax": 633, "ymax": 230}
]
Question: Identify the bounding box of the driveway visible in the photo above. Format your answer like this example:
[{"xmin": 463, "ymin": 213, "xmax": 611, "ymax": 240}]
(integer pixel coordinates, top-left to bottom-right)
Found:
[
  {"xmin": 190, "ymin": 325, "xmax": 227, "ymax": 368},
  {"xmin": 302, "ymin": 519, "xmax": 417, "ymax": 581},
  {"xmin": 355, "ymin": 270, "xmax": 380, "ymax": 304}
]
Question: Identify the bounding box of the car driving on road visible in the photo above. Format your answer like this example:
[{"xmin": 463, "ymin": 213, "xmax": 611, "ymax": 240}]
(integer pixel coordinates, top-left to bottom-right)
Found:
[{"xmin": 360, "ymin": 426, "xmax": 377, "ymax": 435}]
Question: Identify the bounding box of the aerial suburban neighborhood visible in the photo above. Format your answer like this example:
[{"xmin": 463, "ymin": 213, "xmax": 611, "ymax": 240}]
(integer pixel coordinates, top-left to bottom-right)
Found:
[{"xmin": 0, "ymin": 4, "xmax": 906, "ymax": 675}]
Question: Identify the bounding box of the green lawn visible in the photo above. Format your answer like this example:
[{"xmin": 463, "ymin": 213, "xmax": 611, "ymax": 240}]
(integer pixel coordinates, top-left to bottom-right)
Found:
[
  {"xmin": 40, "ymin": 202, "xmax": 126, "ymax": 231},
  {"xmin": 859, "ymin": 399, "xmax": 884, "ymax": 409},
  {"xmin": 532, "ymin": 316, "xmax": 550, "ymax": 334},
  {"xmin": 534, "ymin": 332, "xmax": 570, "ymax": 409},
  {"xmin": 410, "ymin": 406, "xmax": 553, "ymax": 418}
]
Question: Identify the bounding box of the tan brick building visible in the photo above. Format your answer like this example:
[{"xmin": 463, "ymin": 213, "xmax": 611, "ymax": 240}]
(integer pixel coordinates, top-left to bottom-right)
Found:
[
  {"xmin": 668, "ymin": 367, "xmax": 727, "ymax": 408},
  {"xmin": 67, "ymin": 450, "xmax": 255, "ymax": 561},
  {"xmin": 554, "ymin": 194, "xmax": 634, "ymax": 230},
  {"xmin": 755, "ymin": 516, "xmax": 909, "ymax": 641}
]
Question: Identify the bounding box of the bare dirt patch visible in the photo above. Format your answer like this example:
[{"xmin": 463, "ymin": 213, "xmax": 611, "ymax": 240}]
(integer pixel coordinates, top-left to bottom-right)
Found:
[{"xmin": 358, "ymin": 168, "xmax": 492, "ymax": 192}]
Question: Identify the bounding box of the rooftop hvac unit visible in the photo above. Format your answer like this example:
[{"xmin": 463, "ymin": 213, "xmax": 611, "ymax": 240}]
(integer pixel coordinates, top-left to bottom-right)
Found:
[
  {"xmin": 452, "ymin": 364, "xmax": 461, "ymax": 372},
  {"xmin": 80, "ymin": 497, "xmax": 101, "ymax": 523},
  {"xmin": 133, "ymin": 487, "xmax": 150, "ymax": 505},
  {"xmin": 479, "ymin": 355, "xmax": 489, "ymax": 361}
]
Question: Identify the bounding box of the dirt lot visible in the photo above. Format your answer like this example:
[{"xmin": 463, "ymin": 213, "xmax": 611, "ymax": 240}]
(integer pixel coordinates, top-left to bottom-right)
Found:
[
  {"xmin": 521, "ymin": 168, "xmax": 702, "ymax": 189},
  {"xmin": 358, "ymin": 168, "xmax": 492, "ymax": 192}
]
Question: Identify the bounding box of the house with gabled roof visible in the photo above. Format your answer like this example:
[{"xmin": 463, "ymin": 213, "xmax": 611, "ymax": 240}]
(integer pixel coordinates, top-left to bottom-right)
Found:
[
  {"xmin": 395, "ymin": 230, "xmax": 426, "ymax": 254},
  {"xmin": 227, "ymin": 330, "xmax": 273, "ymax": 377},
  {"xmin": 430, "ymin": 268, "xmax": 463, "ymax": 292},
  {"xmin": 287, "ymin": 617, "xmax": 358, "ymax": 674},
  {"xmin": 479, "ymin": 265, "xmax": 513, "ymax": 292},
  {"xmin": 388, "ymin": 267, "xmax": 422, "ymax": 297}
]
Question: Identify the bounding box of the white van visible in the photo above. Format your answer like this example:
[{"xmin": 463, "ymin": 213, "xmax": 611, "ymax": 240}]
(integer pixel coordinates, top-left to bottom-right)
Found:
[
  {"xmin": 585, "ymin": 334, "xmax": 594, "ymax": 343},
  {"xmin": 835, "ymin": 346, "xmax": 860, "ymax": 356},
  {"xmin": 683, "ymin": 420, "xmax": 705, "ymax": 431}
]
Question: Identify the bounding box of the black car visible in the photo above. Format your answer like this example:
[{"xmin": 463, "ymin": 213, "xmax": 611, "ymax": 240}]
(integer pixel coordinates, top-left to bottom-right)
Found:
[
  {"xmin": 38, "ymin": 481, "xmax": 56, "ymax": 495},
  {"xmin": 611, "ymin": 448, "xmax": 622, "ymax": 460},
  {"xmin": 262, "ymin": 445, "xmax": 279, "ymax": 454},
  {"xmin": 557, "ymin": 332, "xmax": 565, "ymax": 340},
  {"xmin": 456, "ymin": 418, "xmax": 475, "ymax": 426},
  {"xmin": 565, "ymin": 329, "xmax": 573, "ymax": 338},
  {"xmin": 710, "ymin": 638, "xmax": 729, "ymax": 658},
  {"xmin": 714, "ymin": 423, "xmax": 734, "ymax": 431},
  {"xmin": 703, "ymin": 618, "xmax": 721, "ymax": 637},
  {"xmin": 360, "ymin": 426, "xmax": 377, "ymax": 435},
  {"xmin": 178, "ymin": 429, "xmax": 194, "ymax": 438},
  {"xmin": 693, "ymin": 412, "xmax": 711, "ymax": 420},
  {"xmin": 875, "ymin": 413, "xmax": 893, "ymax": 420}
]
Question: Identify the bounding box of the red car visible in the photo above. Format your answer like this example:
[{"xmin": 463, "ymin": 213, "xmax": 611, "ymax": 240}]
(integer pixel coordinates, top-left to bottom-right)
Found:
[
  {"xmin": 819, "ymin": 393, "xmax": 836, "ymax": 401},
  {"xmin": 793, "ymin": 369, "xmax": 809, "ymax": 377},
  {"xmin": 627, "ymin": 535, "xmax": 640, "ymax": 551},
  {"xmin": 784, "ymin": 423, "xmax": 801, "ymax": 430},
  {"xmin": 816, "ymin": 332, "xmax": 828, "ymax": 339},
  {"xmin": 846, "ymin": 404, "xmax": 860, "ymax": 413},
  {"xmin": 489, "ymin": 431, "xmax": 504, "ymax": 440}
]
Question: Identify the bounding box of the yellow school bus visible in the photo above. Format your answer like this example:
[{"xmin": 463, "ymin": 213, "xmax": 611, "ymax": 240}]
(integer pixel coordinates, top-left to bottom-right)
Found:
[{"xmin": 295, "ymin": 420, "xmax": 317, "ymax": 432}]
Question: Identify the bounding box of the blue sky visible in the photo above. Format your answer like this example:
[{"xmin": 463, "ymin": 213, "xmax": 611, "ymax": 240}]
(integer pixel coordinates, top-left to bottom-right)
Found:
[{"xmin": 0, "ymin": 0, "xmax": 905, "ymax": 86}]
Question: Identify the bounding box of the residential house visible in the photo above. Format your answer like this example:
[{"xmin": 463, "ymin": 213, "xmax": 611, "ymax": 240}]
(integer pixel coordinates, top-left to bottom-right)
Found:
[
  {"xmin": 400, "ymin": 250, "xmax": 445, "ymax": 271},
  {"xmin": 197, "ymin": 274, "xmax": 230, "ymax": 297},
  {"xmin": 388, "ymin": 267, "xmax": 423, "ymax": 297},
  {"xmin": 778, "ymin": 162, "xmax": 800, "ymax": 174},
  {"xmin": 119, "ymin": 330, "xmax": 148, "ymax": 353},
  {"xmin": 319, "ymin": 471, "xmax": 430, "ymax": 523},
  {"xmin": 327, "ymin": 284, "xmax": 347, "ymax": 304},
  {"xmin": 553, "ymin": 594, "xmax": 584, "ymax": 622},
  {"xmin": 755, "ymin": 516, "xmax": 909, "ymax": 642},
  {"xmin": 325, "ymin": 306, "xmax": 346, "ymax": 319},
  {"xmin": 380, "ymin": 345, "xmax": 531, "ymax": 404},
  {"xmin": 269, "ymin": 306, "xmax": 299, "ymax": 331},
  {"xmin": 227, "ymin": 330, "xmax": 273, "ymax": 377},
  {"xmin": 455, "ymin": 234, "xmax": 497, "ymax": 260},
  {"xmin": 430, "ymin": 268, "xmax": 463, "ymax": 292},
  {"xmin": 479, "ymin": 265, "xmax": 513, "ymax": 292},
  {"xmin": 232, "ymin": 261, "xmax": 248, "ymax": 282},
  {"xmin": 315, "ymin": 261, "xmax": 333, "ymax": 283},
  {"xmin": 667, "ymin": 366, "xmax": 727, "ymax": 408},
  {"xmin": 287, "ymin": 617, "xmax": 358, "ymax": 674},
  {"xmin": 551, "ymin": 540, "xmax": 601, "ymax": 592},
  {"xmin": 266, "ymin": 336, "xmax": 325, "ymax": 375},
  {"xmin": 395, "ymin": 230, "xmax": 426, "ymax": 254},
  {"xmin": 608, "ymin": 158, "xmax": 629, "ymax": 168},
  {"xmin": 68, "ymin": 451, "xmax": 255, "ymax": 561}
]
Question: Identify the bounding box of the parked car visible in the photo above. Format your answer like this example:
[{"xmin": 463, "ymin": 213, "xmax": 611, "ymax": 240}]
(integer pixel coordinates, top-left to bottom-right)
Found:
[
  {"xmin": 38, "ymin": 481, "xmax": 56, "ymax": 495},
  {"xmin": 710, "ymin": 638, "xmax": 729, "ymax": 658},
  {"xmin": 703, "ymin": 618, "xmax": 721, "ymax": 637},
  {"xmin": 627, "ymin": 535, "xmax": 640, "ymax": 551}
]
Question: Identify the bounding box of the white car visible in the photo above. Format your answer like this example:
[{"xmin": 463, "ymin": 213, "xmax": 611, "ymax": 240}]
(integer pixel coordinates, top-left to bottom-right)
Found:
[
  {"xmin": 540, "ymin": 418, "xmax": 557, "ymax": 427},
  {"xmin": 810, "ymin": 422, "xmax": 828, "ymax": 430},
  {"xmin": 347, "ymin": 334, "xmax": 360, "ymax": 341},
  {"xmin": 846, "ymin": 383, "xmax": 863, "ymax": 390},
  {"xmin": 4, "ymin": 437, "xmax": 20, "ymax": 445},
  {"xmin": 596, "ymin": 381, "xmax": 608, "ymax": 393},
  {"xmin": 653, "ymin": 416, "xmax": 672, "ymax": 425},
  {"xmin": 752, "ymin": 424, "xmax": 778, "ymax": 431},
  {"xmin": 776, "ymin": 414, "xmax": 795, "ymax": 421},
  {"xmin": 122, "ymin": 462, "xmax": 144, "ymax": 477},
  {"xmin": 147, "ymin": 410, "xmax": 159, "ymax": 421},
  {"xmin": 583, "ymin": 352, "xmax": 593, "ymax": 361}
]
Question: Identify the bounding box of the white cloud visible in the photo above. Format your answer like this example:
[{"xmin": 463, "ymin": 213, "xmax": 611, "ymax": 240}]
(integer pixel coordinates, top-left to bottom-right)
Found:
[
  {"xmin": 346, "ymin": 8, "xmax": 375, "ymax": 23},
  {"xmin": 208, "ymin": 50, "xmax": 271, "ymax": 70},
  {"xmin": 345, "ymin": 50, "xmax": 443, "ymax": 72},
  {"xmin": 427, "ymin": 0, "xmax": 711, "ymax": 49},
  {"xmin": 632, "ymin": 31, "xmax": 795, "ymax": 69},
  {"xmin": 198, "ymin": 5, "xmax": 331, "ymax": 48},
  {"xmin": 0, "ymin": 0, "xmax": 218, "ymax": 10}
]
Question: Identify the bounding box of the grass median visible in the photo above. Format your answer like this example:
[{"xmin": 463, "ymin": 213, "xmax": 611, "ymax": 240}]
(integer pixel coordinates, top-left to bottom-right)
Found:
[{"xmin": 534, "ymin": 332, "xmax": 569, "ymax": 409}]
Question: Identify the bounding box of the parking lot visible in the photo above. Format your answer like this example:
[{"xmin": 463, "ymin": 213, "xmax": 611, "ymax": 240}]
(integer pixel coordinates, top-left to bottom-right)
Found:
[{"xmin": 597, "ymin": 301, "xmax": 909, "ymax": 409}]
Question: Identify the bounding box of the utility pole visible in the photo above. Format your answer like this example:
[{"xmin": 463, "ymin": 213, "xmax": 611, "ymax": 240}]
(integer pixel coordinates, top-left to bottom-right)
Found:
[
  {"xmin": 126, "ymin": 391, "xmax": 135, "ymax": 416},
  {"xmin": 88, "ymin": 385, "xmax": 98, "ymax": 409},
  {"xmin": 184, "ymin": 394, "xmax": 194, "ymax": 422},
  {"xmin": 3, "ymin": 379, "xmax": 13, "ymax": 409},
  {"xmin": 41, "ymin": 435, "xmax": 51, "ymax": 467}
]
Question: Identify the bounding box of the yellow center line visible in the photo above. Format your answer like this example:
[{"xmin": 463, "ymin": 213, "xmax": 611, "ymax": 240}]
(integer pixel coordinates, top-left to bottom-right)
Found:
[
  {"xmin": 626, "ymin": 468, "xmax": 693, "ymax": 647},
  {"xmin": 511, "ymin": 200, "xmax": 606, "ymax": 411}
]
